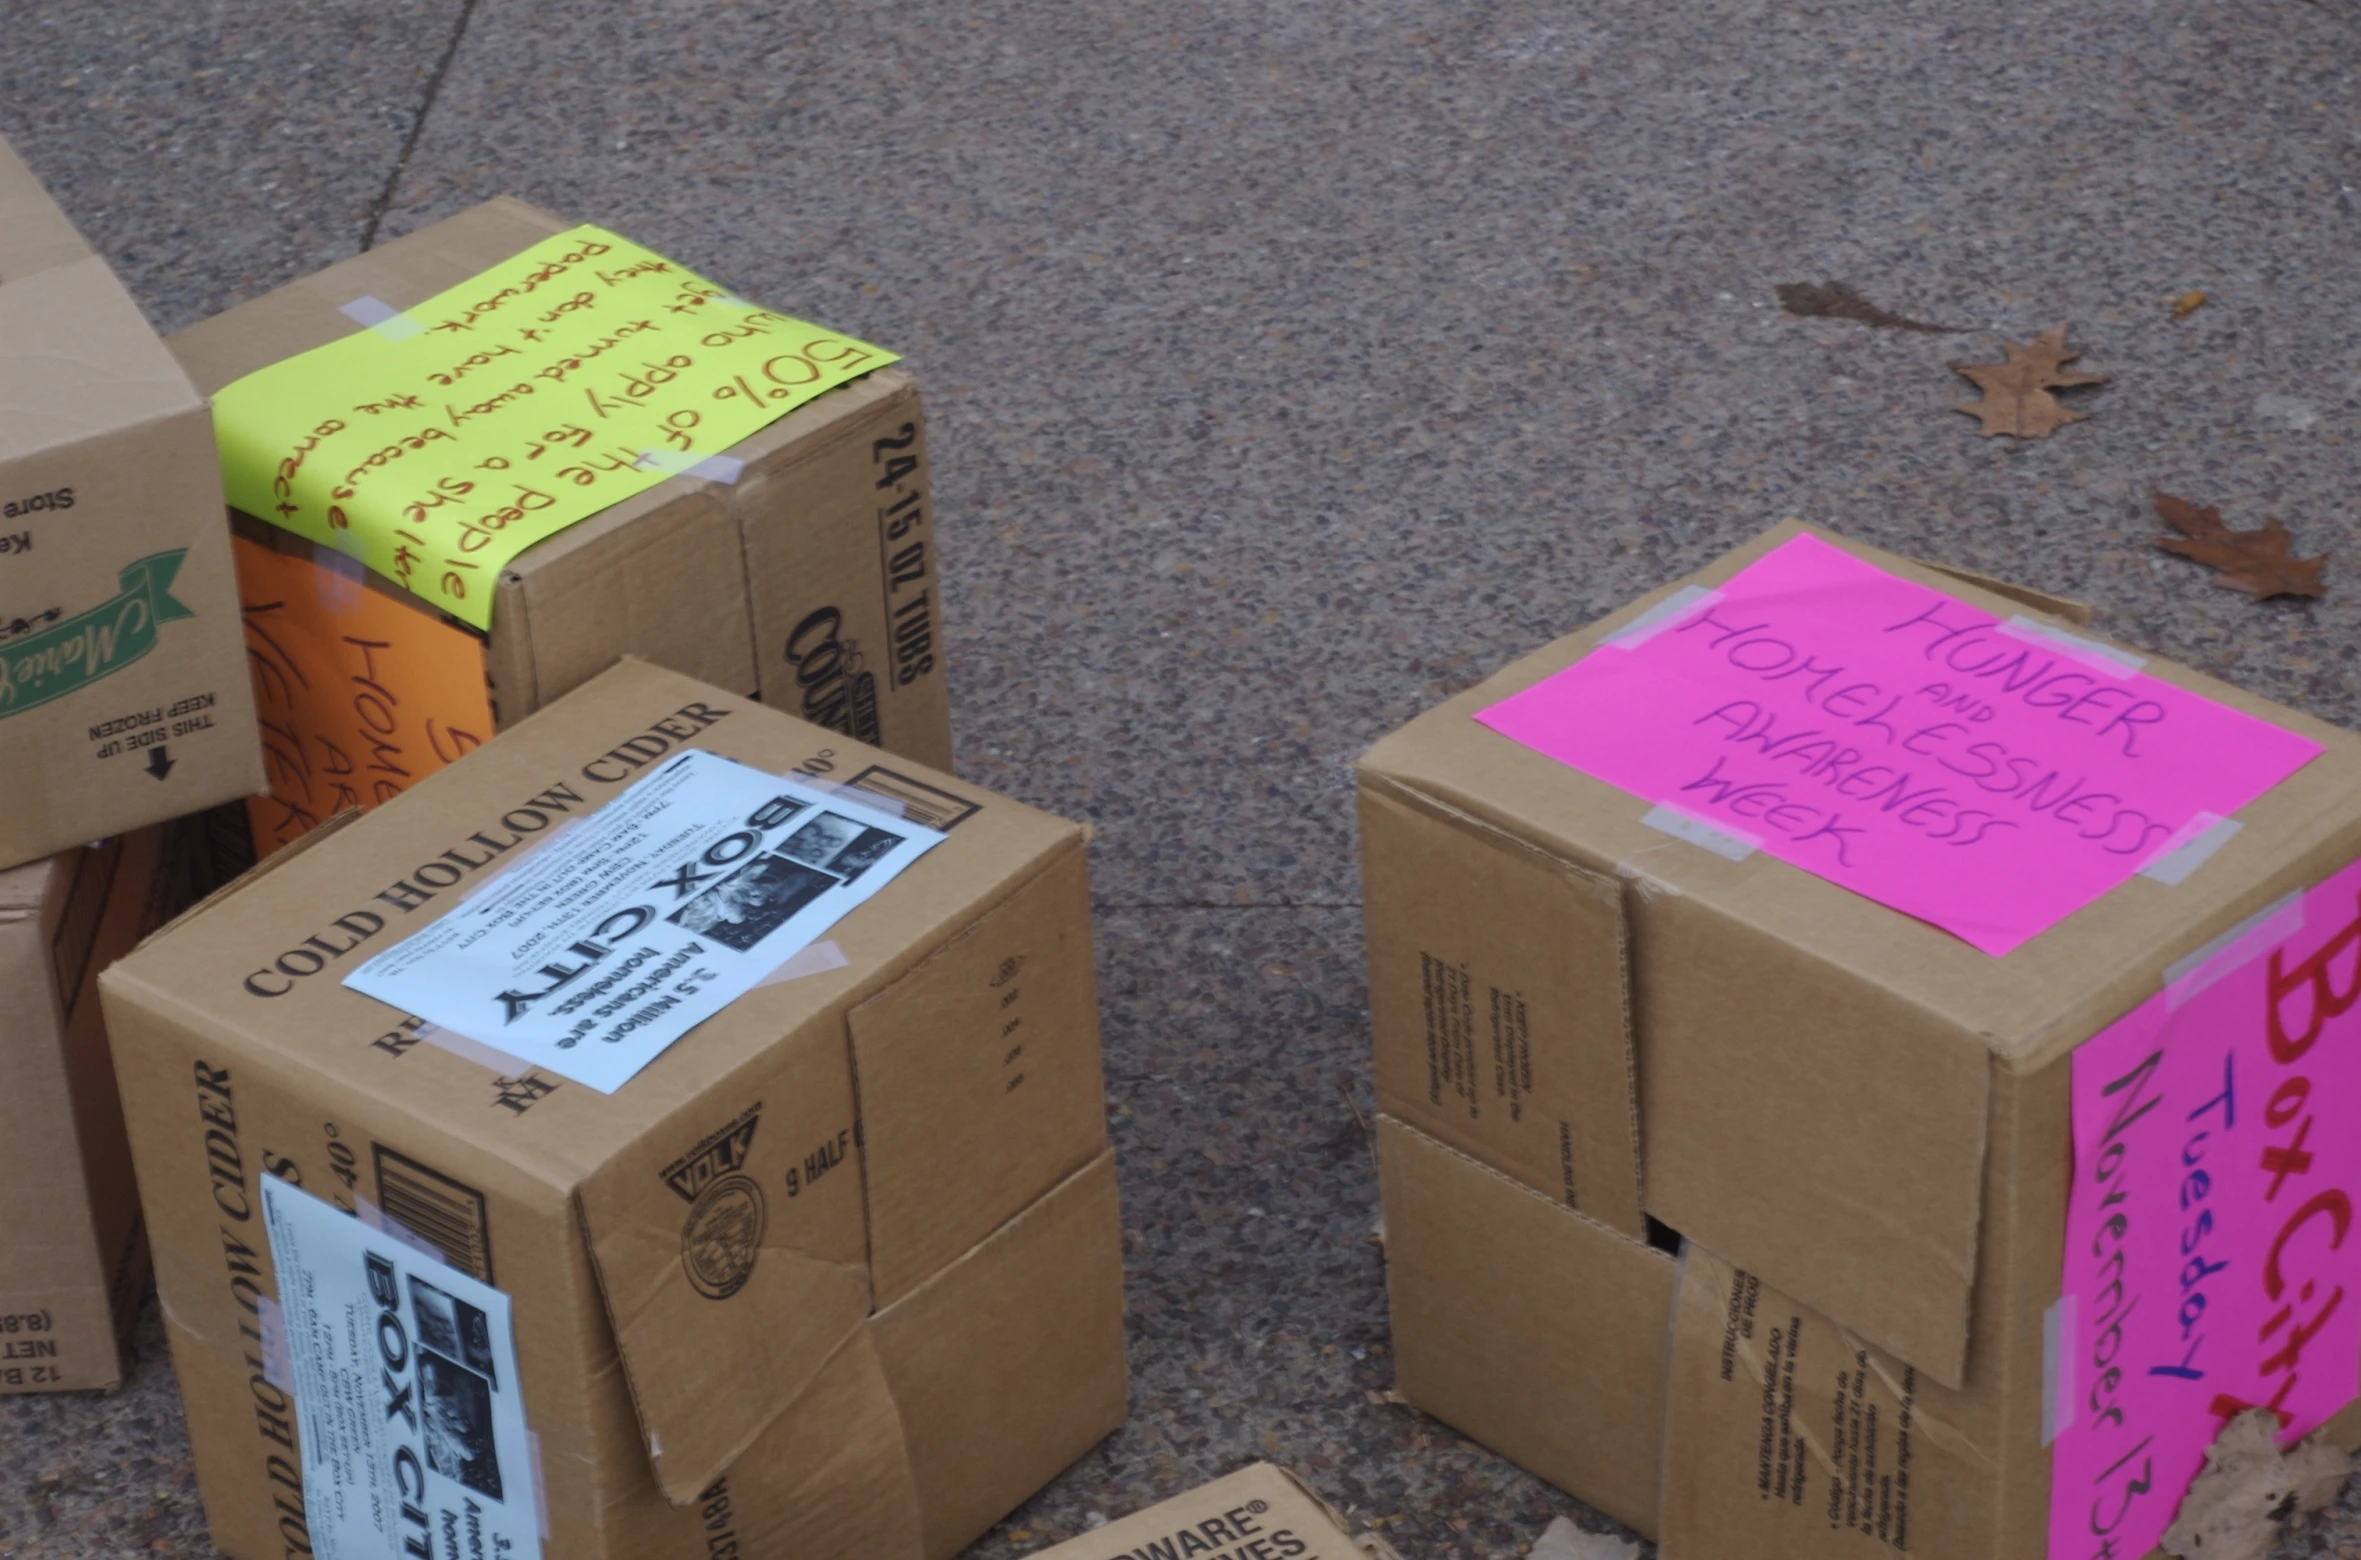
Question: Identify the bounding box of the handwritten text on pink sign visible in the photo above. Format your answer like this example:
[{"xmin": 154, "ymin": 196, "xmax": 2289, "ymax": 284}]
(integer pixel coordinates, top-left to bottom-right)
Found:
[
  {"xmin": 2050, "ymin": 860, "xmax": 2361, "ymax": 1560},
  {"xmin": 1474, "ymin": 534, "xmax": 2321, "ymax": 954}
]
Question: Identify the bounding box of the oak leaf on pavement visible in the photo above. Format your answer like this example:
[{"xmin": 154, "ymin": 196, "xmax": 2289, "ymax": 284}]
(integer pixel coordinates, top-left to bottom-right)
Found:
[
  {"xmin": 2154, "ymin": 490, "xmax": 2327, "ymax": 600},
  {"xmin": 1951, "ymin": 326, "xmax": 2106, "ymax": 439}
]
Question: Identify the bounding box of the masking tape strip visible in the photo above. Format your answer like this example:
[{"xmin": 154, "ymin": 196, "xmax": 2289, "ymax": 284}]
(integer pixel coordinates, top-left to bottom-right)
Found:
[
  {"xmin": 527, "ymin": 1429, "xmax": 551, "ymax": 1541},
  {"xmin": 255, "ymin": 1293, "xmax": 295, "ymax": 1394},
  {"xmin": 795, "ymin": 774, "xmax": 909, "ymax": 818},
  {"xmin": 2138, "ymin": 812, "xmax": 2242, "ymax": 887},
  {"xmin": 1600, "ymin": 585, "xmax": 1722, "ymax": 649},
  {"xmin": 308, "ymin": 539, "xmax": 368, "ymax": 609},
  {"xmin": 635, "ymin": 449, "xmax": 745, "ymax": 484},
  {"xmin": 1998, "ymin": 615, "xmax": 2145, "ymax": 679},
  {"xmin": 1640, "ymin": 802, "xmax": 1759, "ymax": 862},
  {"xmin": 2041, "ymin": 1295, "xmax": 2075, "ymax": 1446},
  {"xmin": 753, "ymin": 938, "xmax": 849, "ymax": 989},
  {"xmin": 355, "ymin": 1195, "xmax": 448, "ymax": 1265},
  {"xmin": 417, "ymin": 1020, "xmax": 542, "ymax": 1078},
  {"xmin": 2163, "ymin": 888, "xmax": 2305, "ymax": 1010},
  {"xmin": 338, "ymin": 295, "xmax": 427, "ymax": 342}
]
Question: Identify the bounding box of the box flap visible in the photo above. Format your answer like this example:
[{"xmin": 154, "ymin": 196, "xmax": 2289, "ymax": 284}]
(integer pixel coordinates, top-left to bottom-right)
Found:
[
  {"xmin": 0, "ymin": 135, "xmax": 94, "ymax": 286},
  {"xmin": 495, "ymin": 483, "xmax": 754, "ymax": 715},
  {"xmin": 1377, "ymin": 1115, "xmax": 1674, "ymax": 1537},
  {"xmin": 849, "ymin": 837, "xmax": 1108, "ymax": 1307},
  {"xmin": 573, "ymin": 1020, "xmax": 874, "ymax": 1505},
  {"xmin": 1659, "ymin": 1241, "xmax": 2020, "ymax": 1560},
  {"xmin": 873, "ymin": 1149, "xmax": 1127, "ymax": 1559},
  {"xmin": 1360, "ymin": 781, "xmax": 1643, "ymax": 1237},
  {"xmin": 1360, "ymin": 521, "xmax": 2361, "ymax": 1384},
  {"xmin": 616, "ymin": 1326, "xmax": 928, "ymax": 1560}
]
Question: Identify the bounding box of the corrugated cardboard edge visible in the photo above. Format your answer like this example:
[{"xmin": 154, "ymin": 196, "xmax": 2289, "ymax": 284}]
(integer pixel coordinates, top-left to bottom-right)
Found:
[
  {"xmin": 1921, "ymin": 561, "xmax": 2094, "ymax": 627},
  {"xmin": 1263, "ymin": 1464, "xmax": 1378, "ymax": 1548}
]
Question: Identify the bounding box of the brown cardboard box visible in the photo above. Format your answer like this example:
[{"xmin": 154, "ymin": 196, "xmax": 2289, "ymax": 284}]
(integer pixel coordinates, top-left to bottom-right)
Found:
[
  {"xmin": 1359, "ymin": 523, "xmax": 2361, "ymax": 1556},
  {"xmin": 168, "ymin": 196, "xmax": 951, "ymax": 856},
  {"xmin": 0, "ymin": 135, "xmax": 263, "ymax": 870},
  {"xmin": 0, "ymin": 826, "xmax": 179, "ymax": 1392},
  {"xmin": 1360, "ymin": 521, "xmax": 2361, "ymax": 1386},
  {"xmin": 1375, "ymin": 1115, "xmax": 1672, "ymax": 1538},
  {"xmin": 1020, "ymin": 1461, "xmax": 1373, "ymax": 1560},
  {"xmin": 99, "ymin": 658, "xmax": 1116, "ymax": 1559}
]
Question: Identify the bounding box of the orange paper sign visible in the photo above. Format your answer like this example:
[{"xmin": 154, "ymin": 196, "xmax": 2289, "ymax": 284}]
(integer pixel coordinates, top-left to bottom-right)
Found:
[{"xmin": 234, "ymin": 535, "xmax": 493, "ymax": 854}]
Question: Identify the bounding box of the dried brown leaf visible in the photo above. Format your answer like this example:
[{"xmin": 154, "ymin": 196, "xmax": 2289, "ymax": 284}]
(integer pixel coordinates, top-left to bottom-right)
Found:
[
  {"xmin": 2154, "ymin": 489, "xmax": 2328, "ymax": 600},
  {"xmin": 2172, "ymin": 290, "xmax": 2209, "ymax": 319},
  {"xmin": 1775, "ymin": 280, "xmax": 1963, "ymax": 333},
  {"xmin": 1951, "ymin": 325, "xmax": 2107, "ymax": 439},
  {"xmin": 2158, "ymin": 1409, "xmax": 2353, "ymax": 1560}
]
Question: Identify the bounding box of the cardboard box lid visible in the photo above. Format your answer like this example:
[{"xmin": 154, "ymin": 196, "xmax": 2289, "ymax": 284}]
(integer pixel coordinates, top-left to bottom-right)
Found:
[
  {"xmin": 0, "ymin": 136, "xmax": 206, "ymax": 467},
  {"xmin": 1021, "ymin": 1462, "xmax": 1368, "ymax": 1560},
  {"xmin": 1360, "ymin": 521, "xmax": 2361, "ymax": 1383},
  {"xmin": 0, "ymin": 136, "xmax": 95, "ymax": 287},
  {"xmin": 167, "ymin": 197, "xmax": 574, "ymax": 393},
  {"xmin": 101, "ymin": 657, "xmax": 1083, "ymax": 1502}
]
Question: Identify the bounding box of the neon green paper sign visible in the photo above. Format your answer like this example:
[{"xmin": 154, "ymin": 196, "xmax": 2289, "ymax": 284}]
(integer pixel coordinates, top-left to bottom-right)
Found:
[{"xmin": 211, "ymin": 226, "xmax": 898, "ymax": 630}]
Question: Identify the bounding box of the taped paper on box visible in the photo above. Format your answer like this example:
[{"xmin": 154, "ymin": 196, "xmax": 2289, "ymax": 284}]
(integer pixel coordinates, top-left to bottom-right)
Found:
[
  {"xmin": 234, "ymin": 534, "xmax": 496, "ymax": 853},
  {"xmin": 212, "ymin": 225, "xmax": 898, "ymax": 629},
  {"xmin": 344, "ymin": 749, "xmax": 943, "ymax": 1092},
  {"xmin": 2048, "ymin": 855, "xmax": 2361, "ymax": 1560},
  {"xmin": 260, "ymin": 1176, "xmax": 540, "ymax": 1560},
  {"xmin": 1476, "ymin": 532, "xmax": 2322, "ymax": 956}
]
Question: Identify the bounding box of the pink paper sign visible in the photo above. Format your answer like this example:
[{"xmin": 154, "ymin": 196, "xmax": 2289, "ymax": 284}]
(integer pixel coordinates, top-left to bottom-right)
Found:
[
  {"xmin": 1475, "ymin": 533, "xmax": 2323, "ymax": 955},
  {"xmin": 2049, "ymin": 861, "xmax": 2361, "ymax": 1560}
]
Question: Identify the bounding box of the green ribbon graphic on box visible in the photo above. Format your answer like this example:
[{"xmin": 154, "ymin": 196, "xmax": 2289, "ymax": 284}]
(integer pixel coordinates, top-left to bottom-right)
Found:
[
  {"xmin": 208, "ymin": 225, "xmax": 899, "ymax": 631},
  {"xmin": 0, "ymin": 550, "xmax": 194, "ymax": 718}
]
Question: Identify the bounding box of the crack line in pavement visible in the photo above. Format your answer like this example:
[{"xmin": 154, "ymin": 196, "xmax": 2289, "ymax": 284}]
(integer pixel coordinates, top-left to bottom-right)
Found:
[{"xmin": 360, "ymin": 0, "xmax": 484, "ymax": 251}]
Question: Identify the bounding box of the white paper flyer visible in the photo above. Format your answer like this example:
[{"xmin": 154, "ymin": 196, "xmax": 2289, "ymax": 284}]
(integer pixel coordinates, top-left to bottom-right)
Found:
[
  {"xmin": 260, "ymin": 1176, "xmax": 540, "ymax": 1560},
  {"xmin": 343, "ymin": 749, "xmax": 944, "ymax": 1092}
]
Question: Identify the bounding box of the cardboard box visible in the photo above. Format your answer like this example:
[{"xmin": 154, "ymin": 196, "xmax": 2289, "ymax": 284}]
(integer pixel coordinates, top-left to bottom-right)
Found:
[
  {"xmin": 1359, "ymin": 523, "xmax": 2361, "ymax": 1555},
  {"xmin": 0, "ymin": 826, "xmax": 179, "ymax": 1392},
  {"xmin": 0, "ymin": 135, "xmax": 263, "ymax": 870},
  {"xmin": 99, "ymin": 658, "xmax": 1117, "ymax": 1559},
  {"xmin": 1375, "ymin": 1115, "xmax": 1672, "ymax": 1538},
  {"xmin": 1020, "ymin": 1461, "xmax": 1375, "ymax": 1560},
  {"xmin": 168, "ymin": 196, "xmax": 951, "ymax": 856}
]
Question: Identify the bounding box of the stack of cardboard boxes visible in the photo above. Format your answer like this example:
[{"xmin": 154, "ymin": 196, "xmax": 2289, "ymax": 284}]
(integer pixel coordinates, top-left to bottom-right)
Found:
[
  {"xmin": 0, "ymin": 133, "xmax": 263, "ymax": 1393},
  {"xmin": 3, "ymin": 131, "xmax": 1126, "ymax": 1559},
  {"xmin": 1362, "ymin": 522, "xmax": 2361, "ymax": 1556}
]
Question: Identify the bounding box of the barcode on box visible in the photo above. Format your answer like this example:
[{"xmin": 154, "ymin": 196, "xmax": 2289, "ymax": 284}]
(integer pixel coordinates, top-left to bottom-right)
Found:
[
  {"xmin": 843, "ymin": 765, "xmax": 980, "ymax": 832},
  {"xmin": 373, "ymin": 1145, "xmax": 495, "ymax": 1283}
]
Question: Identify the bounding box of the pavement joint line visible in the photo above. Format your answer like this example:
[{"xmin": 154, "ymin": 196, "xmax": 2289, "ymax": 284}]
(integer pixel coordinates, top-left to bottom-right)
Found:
[{"xmin": 360, "ymin": 0, "xmax": 484, "ymax": 251}]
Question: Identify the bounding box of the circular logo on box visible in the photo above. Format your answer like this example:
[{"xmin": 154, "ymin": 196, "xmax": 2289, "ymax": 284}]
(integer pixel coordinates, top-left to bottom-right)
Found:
[{"xmin": 680, "ymin": 1174, "xmax": 766, "ymax": 1300}]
